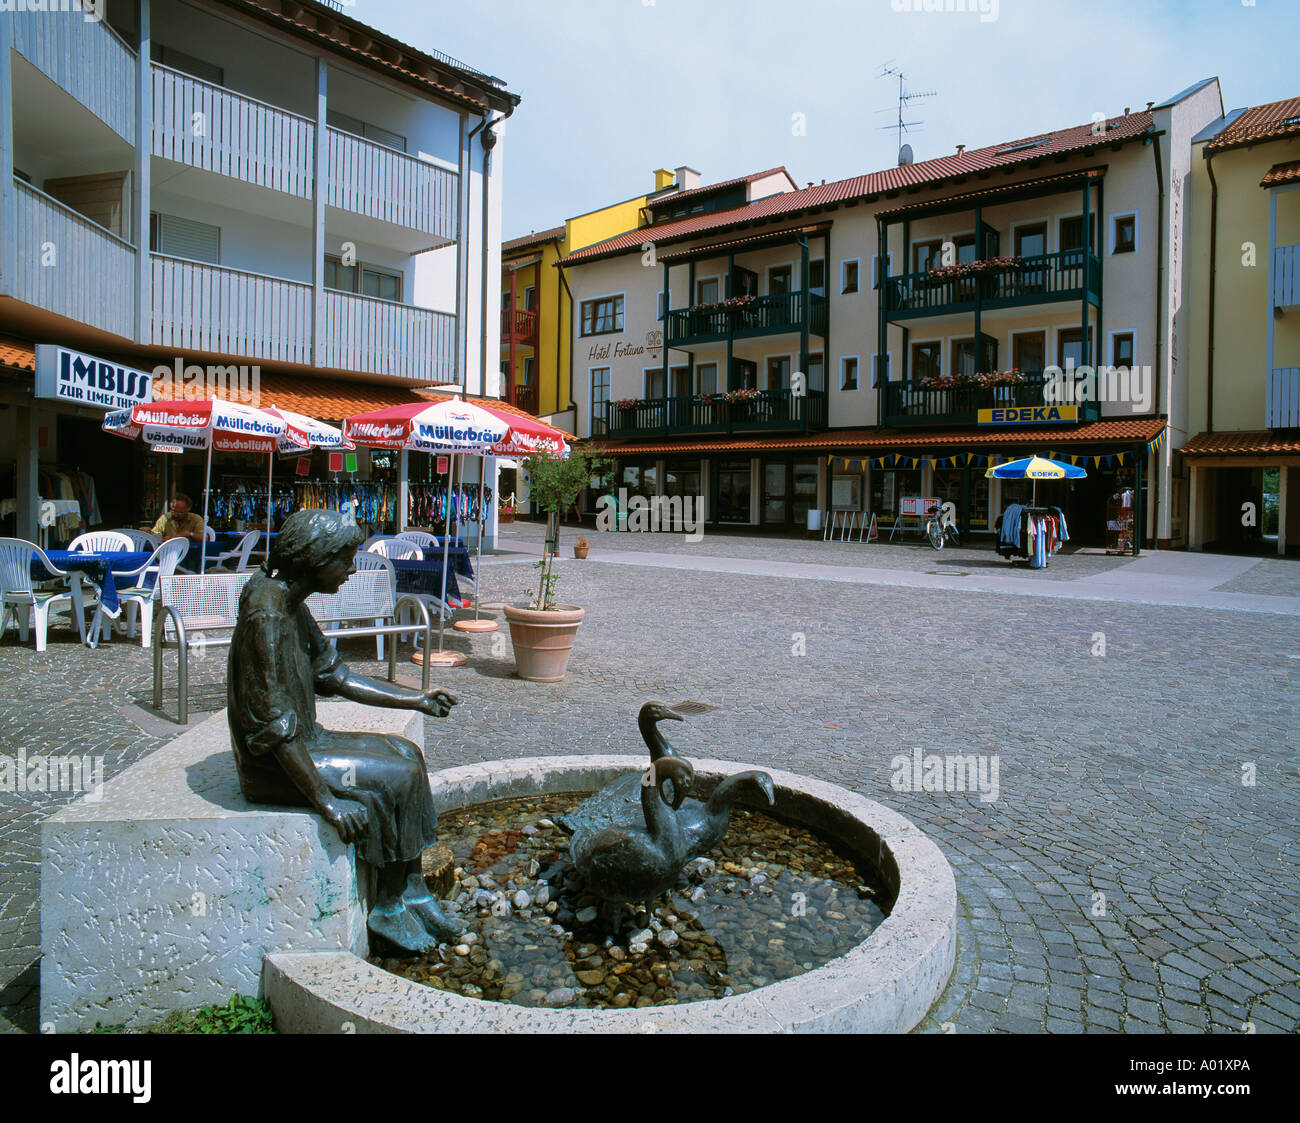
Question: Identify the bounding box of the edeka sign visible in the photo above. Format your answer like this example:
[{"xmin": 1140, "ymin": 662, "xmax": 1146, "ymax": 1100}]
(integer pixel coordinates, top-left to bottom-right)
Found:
[
  {"xmin": 977, "ymin": 405, "xmax": 1079, "ymax": 426},
  {"xmin": 34, "ymin": 345, "xmax": 154, "ymax": 412}
]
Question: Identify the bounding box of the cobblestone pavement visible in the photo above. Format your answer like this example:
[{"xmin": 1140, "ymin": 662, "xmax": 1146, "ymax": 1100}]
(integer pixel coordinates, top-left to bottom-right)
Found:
[
  {"xmin": 1215, "ymin": 556, "xmax": 1300, "ymax": 597},
  {"xmin": 1, "ymin": 539, "xmax": 1297, "ymax": 1034}
]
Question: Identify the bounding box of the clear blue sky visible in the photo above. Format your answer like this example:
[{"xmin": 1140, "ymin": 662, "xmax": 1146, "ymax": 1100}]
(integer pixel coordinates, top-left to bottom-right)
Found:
[{"xmin": 353, "ymin": 0, "xmax": 1299, "ymax": 239}]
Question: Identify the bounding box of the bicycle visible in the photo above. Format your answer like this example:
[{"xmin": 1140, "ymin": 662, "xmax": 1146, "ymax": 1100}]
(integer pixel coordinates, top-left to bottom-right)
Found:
[{"xmin": 925, "ymin": 502, "xmax": 960, "ymax": 550}]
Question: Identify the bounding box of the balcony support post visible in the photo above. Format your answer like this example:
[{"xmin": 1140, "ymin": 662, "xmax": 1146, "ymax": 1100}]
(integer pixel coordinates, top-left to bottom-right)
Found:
[
  {"xmin": 1267, "ymin": 190, "xmax": 1277, "ymax": 386},
  {"xmin": 311, "ymin": 57, "xmax": 327, "ymax": 367},
  {"xmin": 132, "ymin": 0, "xmax": 151, "ymax": 344},
  {"xmin": 14, "ymin": 405, "xmax": 37, "ymax": 543},
  {"xmin": 1081, "ymin": 178, "xmax": 1091, "ymax": 367},
  {"xmin": 877, "ymin": 218, "xmax": 887, "ymax": 421},
  {"xmin": 960, "ymin": 464, "xmax": 971, "ymax": 539},
  {"xmin": 661, "ymin": 260, "xmax": 669, "ymax": 432},
  {"xmin": 1132, "ymin": 444, "xmax": 1143, "ymax": 557},
  {"xmin": 799, "ymin": 235, "xmax": 810, "ymax": 434},
  {"xmin": 0, "ymin": 12, "xmax": 14, "ymax": 297}
]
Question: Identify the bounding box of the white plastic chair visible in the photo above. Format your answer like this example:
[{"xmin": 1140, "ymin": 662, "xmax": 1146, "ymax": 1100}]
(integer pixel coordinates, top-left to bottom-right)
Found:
[
  {"xmin": 110, "ymin": 529, "xmax": 162, "ymax": 552},
  {"xmin": 0, "ymin": 537, "xmax": 90, "ymax": 651},
  {"xmin": 368, "ymin": 538, "xmax": 422, "ymax": 561},
  {"xmin": 113, "ymin": 538, "xmax": 190, "ymax": 648},
  {"xmin": 68, "ymin": 530, "xmax": 135, "ymax": 553},
  {"xmin": 397, "ymin": 530, "xmax": 439, "ymax": 550},
  {"xmin": 212, "ymin": 530, "xmax": 260, "ymax": 572},
  {"xmin": 353, "ymin": 551, "xmax": 396, "ymax": 659}
]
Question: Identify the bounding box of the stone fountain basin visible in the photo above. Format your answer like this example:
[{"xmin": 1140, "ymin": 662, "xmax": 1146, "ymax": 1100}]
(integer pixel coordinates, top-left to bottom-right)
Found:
[{"xmin": 264, "ymin": 755, "xmax": 957, "ymax": 1034}]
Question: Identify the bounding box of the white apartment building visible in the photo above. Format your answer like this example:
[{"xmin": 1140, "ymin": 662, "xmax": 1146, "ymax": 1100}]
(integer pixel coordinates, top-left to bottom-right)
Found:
[
  {"xmin": 0, "ymin": 0, "xmax": 517, "ymax": 539},
  {"xmin": 563, "ymin": 81, "xmax": 1223, "ymax": 550}
]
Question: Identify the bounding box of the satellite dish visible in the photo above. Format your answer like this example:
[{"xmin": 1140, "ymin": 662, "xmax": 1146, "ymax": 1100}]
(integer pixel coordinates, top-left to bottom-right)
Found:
[{"xmin": 898, "ymin": 143, "xmax": 914, "ymax": 166}]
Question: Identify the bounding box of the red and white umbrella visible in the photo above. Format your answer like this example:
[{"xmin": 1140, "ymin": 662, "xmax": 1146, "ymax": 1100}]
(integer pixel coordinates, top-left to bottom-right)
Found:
[
  {"xmin": 105, "ymin": 399, "xmax": 296, "ymax": 571},
  {"xmin": 342, "ymin": 398, "xmax": 510, "ymax": 454},
  {"xmin": 266, "ymin": 406, "xmax": 353, "ymax": 454}
]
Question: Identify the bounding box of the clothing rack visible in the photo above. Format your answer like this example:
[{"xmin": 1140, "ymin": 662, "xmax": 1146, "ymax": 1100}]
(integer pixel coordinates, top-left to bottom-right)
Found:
[
  {"xmin": 996, "ymin": 504, "xmax": 1068, "ymax": 568},
  {"xmin": 407, "ymin": 481, "xmax": 493, "ymax": 533}
]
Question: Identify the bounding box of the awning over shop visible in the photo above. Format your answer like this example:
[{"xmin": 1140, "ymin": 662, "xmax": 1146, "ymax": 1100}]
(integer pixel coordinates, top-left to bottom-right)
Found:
[
  {"xmin": 586, "ymin": 417, "xmax": 1167, "ymax": 457},
  {"xmin": 1180, "ymin": 429, "xmax": 1300, "ymax": 459}
]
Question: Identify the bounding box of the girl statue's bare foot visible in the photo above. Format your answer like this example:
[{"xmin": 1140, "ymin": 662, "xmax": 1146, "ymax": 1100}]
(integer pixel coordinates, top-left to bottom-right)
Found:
[
  {"xmin": 402, "ymin": 873, "xmax": 466, "ymax": 942},
  {"xmin": 368, "ymin": 900, "xmax": 439, "ymax": 955}
]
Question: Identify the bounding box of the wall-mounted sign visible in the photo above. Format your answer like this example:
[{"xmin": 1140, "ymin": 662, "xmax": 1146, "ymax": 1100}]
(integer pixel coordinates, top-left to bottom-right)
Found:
[
  {"xmin": 328, "ymin": 452, "xmax": 344, "ymax": 473},
  {"xmin": 34, "ymin": 345, "xmax": 154, "ymax": 412},
  {"xmin": 978, "ymin": 405, "xmax": 1078, "ymax": 426}
]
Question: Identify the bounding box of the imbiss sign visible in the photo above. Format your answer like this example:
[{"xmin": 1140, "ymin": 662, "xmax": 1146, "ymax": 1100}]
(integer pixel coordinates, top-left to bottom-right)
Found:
[{"xmin": 35, "ymin": 345, "xmax": 154, "ymax": 412}]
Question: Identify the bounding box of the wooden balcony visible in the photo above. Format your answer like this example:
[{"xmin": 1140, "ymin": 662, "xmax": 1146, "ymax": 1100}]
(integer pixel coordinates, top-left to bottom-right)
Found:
[
  {"xmin": 604, "ymin": 389, "xmax": 828, "ymax": 439},
  {"xmin": 501, "ymin": 307, "xmax": 539, "ymax": 346},
  {"xmin": 509, "ymin": 384, "xmax": 538, "ymax": 415},
  {"xmin": 665, "ymin": 291, "xmax": 827, "ymax": 348},
  {"xmin": 13, "ymin": 179, "xmax": 136, "ymax": 340},
  {"xmin": 884, "ymin": 252, "xmax": 1101, "ymax": 321},
  {"xmin": 1272, "ymin": 244, "xmax": 1300, "ymax": 310},
  {"xmin": 1267, "ymin": 367, "xmax": 1300, "ymax": 428},
  {"xmin": 324, "ymin": 126, "xmax": 457, "ymax": 242},
  {"xmin": 883, "ymin": 374, "xmax": 1100, "ymax": 427}
]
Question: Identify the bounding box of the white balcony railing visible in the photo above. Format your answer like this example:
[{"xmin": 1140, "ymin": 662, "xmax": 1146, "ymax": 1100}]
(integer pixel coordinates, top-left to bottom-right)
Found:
[
  {"xmin": 152, "ymin": 65, "xmax": 314, "ymax": 199},
  {"xmin": 324, "ymin": 127, "xmax": 457, "ymax": 241},
  {"xmin": 322, "ymin": 289, "xmax": 455, "ymax": 382},
  {"xmin": 13, "ymin": 179, "xmax": 136, "ymax": 340},
  {"xmin": 1267, "ymin": 367, "xmax": 1300, "ymax": 428},
  {"xmin": 150, "ymin": 255, "xmax": 313, "ymax": 365},
  {"xmin": 1271, "ymin": 244, "xmax": 1299, "ymax": 310},
  {"xmin": 11, "ymin": 10, "xmax": 136, "ymax": 143}
]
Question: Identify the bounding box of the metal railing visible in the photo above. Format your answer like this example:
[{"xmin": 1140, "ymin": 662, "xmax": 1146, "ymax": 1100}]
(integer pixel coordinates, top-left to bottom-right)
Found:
[
  {"xmin": 605, "ymin": 388, "xmax": 827, "ymax": 437},
  {"xmin": 666, "ymin": 291, "xmax": 827, "ymax": 345},
  {"xmin": 885, "ymin": 252, "xmax": 1101, "ymax": 317},
  {"xmin": 152, "ymin": 65, "xmax": 314, "ymax": 198},
  {"xmin": 13, "ymin": 179, "xmax": 136, "ymax": 339},
  {"xmin": 150, "ymin": 255, "xmax": 313, "ymax": 365},
  {"xmin": 884, "ymin": 372, "xmax": 1100, "ymax": 426}
]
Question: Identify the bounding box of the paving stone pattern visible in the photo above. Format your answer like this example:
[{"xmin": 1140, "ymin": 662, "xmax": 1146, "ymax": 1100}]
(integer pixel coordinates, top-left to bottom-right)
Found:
[{"xmin": 1, "ymin": 537, "xmax": 1297, "ymax": 1034}]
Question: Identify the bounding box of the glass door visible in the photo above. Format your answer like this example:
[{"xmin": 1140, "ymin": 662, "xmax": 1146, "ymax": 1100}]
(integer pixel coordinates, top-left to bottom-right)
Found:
[{"xmin": 762, "ymin": 460, "xmax": 788, "ymax": 525}]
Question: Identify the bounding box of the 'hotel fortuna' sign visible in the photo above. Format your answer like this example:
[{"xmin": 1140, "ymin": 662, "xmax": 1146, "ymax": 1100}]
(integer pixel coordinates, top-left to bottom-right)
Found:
[{"xmin": 35, "ymin": 345, "xmax": 154, "ymax": 412}]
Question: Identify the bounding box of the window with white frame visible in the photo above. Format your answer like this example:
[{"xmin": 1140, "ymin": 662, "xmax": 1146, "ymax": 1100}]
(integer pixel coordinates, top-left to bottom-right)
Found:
[
  {"xmin": 581, "ymin": 294, "xmax": 624, "ymax": 336},
  {"xmin": 840, "ymin": 355, "xmax": 860, "ymax": 391},
  {"xmin": 841, "ymin": 258, "xmax": 860, "ymax": 294},
  {"xmin": 1111, "ymin": 213, "xmax": 1138, "ymax": 255}
]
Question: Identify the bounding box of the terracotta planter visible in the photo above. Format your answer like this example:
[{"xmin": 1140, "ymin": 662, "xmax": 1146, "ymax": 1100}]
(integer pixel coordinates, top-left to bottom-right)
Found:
[
  {"xmin": 502, "ymin": 604, "xmax": 585, "ymax": 682},
  {"xmin": 499, "ymin": 511, "xmax": 514, "ymax": 524},
  {"xmin": 573, "ymin": 543, "xmax": 589, "ymax": 559}
]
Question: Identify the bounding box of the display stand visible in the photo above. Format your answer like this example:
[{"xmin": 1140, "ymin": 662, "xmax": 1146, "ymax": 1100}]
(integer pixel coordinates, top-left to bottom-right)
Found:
[{"xmin": 1106, "ymin": 490, "xmax": 1134, "ymax": 554}]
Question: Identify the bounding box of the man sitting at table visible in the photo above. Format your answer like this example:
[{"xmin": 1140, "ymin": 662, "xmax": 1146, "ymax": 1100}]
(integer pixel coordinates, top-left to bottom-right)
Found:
[{"xmin": 148, "ymin": 494, "xmax": 205, "ymax": 542}]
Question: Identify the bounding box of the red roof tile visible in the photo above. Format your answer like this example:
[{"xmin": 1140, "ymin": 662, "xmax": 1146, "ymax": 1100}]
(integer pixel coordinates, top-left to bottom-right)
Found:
[
  {"xmin": 560, "ymin": 112, "xmax": 1153, "ymax": 268},
  {"xmin": 0, "ymin": 338, "xmax": 36, "ymax": 372},
  {"xmin": 650, "ymin": 168, "xmax": 792, "ymax": 208},
  {"xmin": 876, "ymin": 167, "xmax": 1105, "ymax": 220},
  {"xmin": 503, "ymin": 226, "xmax": 565, "ymax": 254},
  {"xmin": 1207, "ymin": 97, "xmax": 1300, "ymax": 153},
  {"xmin": 585, "ymin": 418, "xmax": 1166, "ymax": 456},
  {"xmin": 1181, "ymin": 430, "xmax": 1300, "ymax": 456},
  {"xmin": 1261, "ymin": 161, "xmax": 1300, "ymax": 188},
  {"xmin": 658, "ymin": 222, "xmax": 831, "ymax": 263}
]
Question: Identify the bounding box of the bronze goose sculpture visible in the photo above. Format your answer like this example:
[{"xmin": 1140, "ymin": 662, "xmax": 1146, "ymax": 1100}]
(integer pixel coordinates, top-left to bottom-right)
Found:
[{"xmin": 569, "ymin": 756, "xmax": 695, "ymax": 924}]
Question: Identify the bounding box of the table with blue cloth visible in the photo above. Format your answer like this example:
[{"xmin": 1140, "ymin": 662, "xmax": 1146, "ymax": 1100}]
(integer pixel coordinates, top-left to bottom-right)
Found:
[
  {"xmin": 35, "ymin": 550, "xmax": 153, "ymax": 618},
  {"xmin": 390, "ymin": 547, "xmax": 474, "ymax": 604}
]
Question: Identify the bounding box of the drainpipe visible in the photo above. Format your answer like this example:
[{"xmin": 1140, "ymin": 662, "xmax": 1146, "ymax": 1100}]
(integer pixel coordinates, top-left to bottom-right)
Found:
[
  {"xmin": 1205, "ymin": 149, "xmax": 1218, "ymax": 434},
  {"xmin": 556, "ymin": 256, "xmax": 577, "ymax": 416},
  {"xmin": 471, "ymin": 107, "xmax": 513, "ymax": 398},
  {"xmin": 1150, "ymin": 129, "xmax": 1165, "ymax": 547}
]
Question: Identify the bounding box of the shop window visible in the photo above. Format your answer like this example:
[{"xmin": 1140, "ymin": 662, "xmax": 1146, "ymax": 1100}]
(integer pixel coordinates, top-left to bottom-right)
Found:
[
  {"xmin": 581, "ymin": 294, "xmax": 624, "ymax": 336},
  {"xmin": 871, "ymin": 468, "xmax": 921, "ymax": 519},
  {"xmin": 150, "ymin": 212, "xmax": 220, "ymax": 264},
  {"xmin": 717, "ymin": 460, "xmax": 753, "ymax": 523}
]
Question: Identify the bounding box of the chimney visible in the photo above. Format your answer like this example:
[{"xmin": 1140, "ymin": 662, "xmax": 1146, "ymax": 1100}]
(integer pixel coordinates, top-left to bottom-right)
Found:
[
  {"xmin": 1124, "ymin": 107, "xmax": 1130, "ymax": 116},
  {"xmin": 955, "ymin": 144, "xmax": 965, "ymax": 155},
  {"xmin": 675, "ymin": 166, "xmax": 701, "ymax": 191},
  {"xmin": 1146, "ymin": 101, "xmax": 1154, "ymax": 111},
  {"xmin": 652, "ymin": 168, "xmax": 675, "ymax": 192}
]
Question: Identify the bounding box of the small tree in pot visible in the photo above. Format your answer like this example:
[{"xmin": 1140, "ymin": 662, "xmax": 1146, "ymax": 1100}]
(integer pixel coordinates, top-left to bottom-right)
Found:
[{"xmin": 503, "ymin": 449, "xmax": 610, "ymax": 681}]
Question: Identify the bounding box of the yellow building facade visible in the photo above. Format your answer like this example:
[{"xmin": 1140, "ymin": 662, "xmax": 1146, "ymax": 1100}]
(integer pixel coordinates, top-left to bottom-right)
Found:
[
  {"xmin": 1183, "ymin": 97, "xmax": 1300, "ymax": 554},
  {"xmin": 501, "ymin": 172, "xmax": 669, "ymax": 431}
]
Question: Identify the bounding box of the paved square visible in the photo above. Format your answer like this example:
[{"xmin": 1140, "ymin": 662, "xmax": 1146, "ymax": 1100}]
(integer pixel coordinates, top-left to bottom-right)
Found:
[{"xmin": 2, "ymin": 527, "xmax": 1297, "ymax": 1033}]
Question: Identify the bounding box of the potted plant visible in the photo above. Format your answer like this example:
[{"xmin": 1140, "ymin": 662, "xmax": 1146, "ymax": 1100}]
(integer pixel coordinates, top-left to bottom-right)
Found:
[
  {"xmin": 573, "ymin": 535, "xmax": 589, "ymax": 559},
  {"xmin": 498, "ymin": 493, "xmax": 516, "ymax": 524},
  {"xmin": 503, "ymin": 448, "xmax": 611, "ymax": 682}
]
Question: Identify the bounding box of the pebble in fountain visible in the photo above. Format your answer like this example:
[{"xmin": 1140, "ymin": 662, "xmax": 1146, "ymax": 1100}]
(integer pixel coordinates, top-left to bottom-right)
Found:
[{"xmin": 558, "ymin": 703, "xmax": 776, "ymax": 926}]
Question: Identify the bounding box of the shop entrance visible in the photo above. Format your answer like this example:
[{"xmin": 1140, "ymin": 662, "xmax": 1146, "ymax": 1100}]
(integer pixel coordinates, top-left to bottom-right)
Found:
[{"xmin": 56, "ymin": 415, "xmax": 139, "ymax": 528}]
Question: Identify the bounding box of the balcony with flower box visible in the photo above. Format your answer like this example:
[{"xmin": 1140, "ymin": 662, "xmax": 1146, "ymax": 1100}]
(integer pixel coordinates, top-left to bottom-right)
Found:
[
  {"xmin": 665, "ymin": 291, "xmax": 828, "ymax": 348},
  {"xmin": 603, "ymin": 387, "xmax": 828, "ymax": 439},
  {"xmin": 883, "ymin": 370, "xmax": 1101, "ymax": 427},
  {"xmin": 884, "ymin": 252, "xmax": 1101, "ymax": 321}
]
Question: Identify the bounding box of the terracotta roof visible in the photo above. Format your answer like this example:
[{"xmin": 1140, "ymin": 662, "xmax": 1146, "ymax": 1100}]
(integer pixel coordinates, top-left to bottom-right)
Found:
[
  {"xmin": 221, "ymin": 0, "xmax": 517, "ymax": 113},
  {"xmin": 1181, "ymin": 430, "xmax": 1300, "ymax": 456},
  {"xmin": 585, "ymin": 418, "xmax": 1166, "ymax": 456},
  {"xmin": 649, "ymin": 168, "xmax": 791, "ymax": 208},
  {"xmin": 560, "ymin": 112, "xmax": 1154, "ymax": 268},
  {"xmin": 876, "ymin": 167, "xmax": 1106, "ymax": 220},
  {"xmin": 1261, "ymin": 160, "xmax": 1300, "ymax": 188},
  {"xmin": 503, "ymin": 226, "xmax": 565, "ymax": 254},
  {"xmin": 0, "ymin": 337, "xmax": 36, "ymax": 372},
  {"xmin": 658, "ymin": 222, "xmax": 832, "ymax": 263},
  {"xmin": 1206, "ymin": 96, "xmax": 1300, "ymax": 153}
]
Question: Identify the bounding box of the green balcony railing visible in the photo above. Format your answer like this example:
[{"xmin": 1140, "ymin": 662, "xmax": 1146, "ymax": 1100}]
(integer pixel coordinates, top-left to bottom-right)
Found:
[
  {"xmin": 665, "ymin": 291, "xmax": 828, "ymax": 347},
  {"xmin": 604, "ymin": 388, "xmax": 828, "ymax": 438},
  {"xmin": 884, "ymin": 252, "xmax": 1101, "ymax": 320},
  {"xmin": 883, "ymin": 373, "xmax": 1101, "ymax": 427}
]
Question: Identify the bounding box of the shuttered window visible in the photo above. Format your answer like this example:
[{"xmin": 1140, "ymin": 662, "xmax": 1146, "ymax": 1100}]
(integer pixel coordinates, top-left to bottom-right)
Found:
[
  {"xmin": 150, "ymin": 212, "xmax": 220, "ymax": 264},
  {"xmin": 327, "ymin": 110, "xmax": 408, "ymax": 154}
]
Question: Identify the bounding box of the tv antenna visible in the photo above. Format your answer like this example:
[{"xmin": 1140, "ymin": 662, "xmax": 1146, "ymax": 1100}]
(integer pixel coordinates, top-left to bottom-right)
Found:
[{"xmin": 877, "ymin": 65, "xmax": 935, "ymax": 158}]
